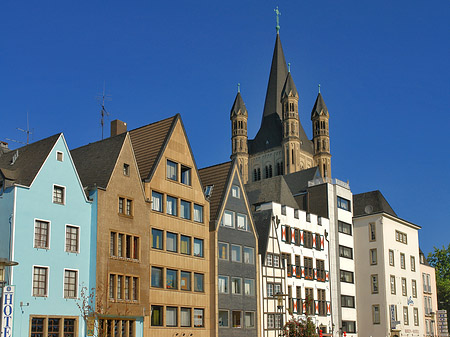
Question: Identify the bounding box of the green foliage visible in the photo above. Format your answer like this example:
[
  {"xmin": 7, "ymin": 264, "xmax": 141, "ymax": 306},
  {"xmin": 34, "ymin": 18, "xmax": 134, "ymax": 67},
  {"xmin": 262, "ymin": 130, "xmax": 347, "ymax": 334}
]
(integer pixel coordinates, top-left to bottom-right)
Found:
[
  {"xmin": 428, "ymin": 244, "xmax": 450, "ymax": 314},
  {"xmin": 282, "ymin": 316, "xmax": 318, "ymax": 337}
]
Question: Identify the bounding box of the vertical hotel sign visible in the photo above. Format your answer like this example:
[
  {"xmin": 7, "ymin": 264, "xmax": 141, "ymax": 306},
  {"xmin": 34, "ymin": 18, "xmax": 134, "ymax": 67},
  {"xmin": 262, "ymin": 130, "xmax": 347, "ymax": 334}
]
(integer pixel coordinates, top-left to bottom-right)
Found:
[{"xmin": 1, "ymin": 285, "xmax": 15, "ymax": 337}]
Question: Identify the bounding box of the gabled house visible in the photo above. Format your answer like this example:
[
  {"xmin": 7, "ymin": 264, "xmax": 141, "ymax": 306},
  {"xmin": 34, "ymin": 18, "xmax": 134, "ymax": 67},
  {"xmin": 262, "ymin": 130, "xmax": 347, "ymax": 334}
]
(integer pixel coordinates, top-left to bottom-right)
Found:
[
  {"xmin": 0, "ymin": 134, "xmax": 93, "ymax": 337},
  {"xmin": 72, "ymin": 130, "xmax": 151, "ymax": 337},
  {"xmin": 199, "ymin": 160, "xmax": 260, "ymax": 337}
]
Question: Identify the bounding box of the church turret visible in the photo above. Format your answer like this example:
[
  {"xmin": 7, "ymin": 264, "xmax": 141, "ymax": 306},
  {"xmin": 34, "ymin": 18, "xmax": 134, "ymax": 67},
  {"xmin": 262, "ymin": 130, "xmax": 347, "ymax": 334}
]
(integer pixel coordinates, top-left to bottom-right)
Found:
[
  {"xmin": 281, "ymin": 70, "xmax": 301, "ymax": 174},
  {"xmin": 311, "ymin": 89, "xmax": 331, "ymax": 178},
  {"xmin": 230, "ymin": 85, "xmax": 249, "ymax": 183}
]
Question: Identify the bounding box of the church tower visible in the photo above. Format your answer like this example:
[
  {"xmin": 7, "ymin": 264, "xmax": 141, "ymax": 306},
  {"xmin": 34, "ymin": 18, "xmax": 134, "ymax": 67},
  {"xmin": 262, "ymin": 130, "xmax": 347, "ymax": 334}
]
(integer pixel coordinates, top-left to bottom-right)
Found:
[
  {"xmin": 281, "ymin": 70, "xmax": 301, "ymax": 174},
  {"xmin": 230, "ymin": 88, "xmax": 249, "ymax": 183},
  {"xmin": 311, "ymin": 91, "xmax": 331, "ymax": 178}
]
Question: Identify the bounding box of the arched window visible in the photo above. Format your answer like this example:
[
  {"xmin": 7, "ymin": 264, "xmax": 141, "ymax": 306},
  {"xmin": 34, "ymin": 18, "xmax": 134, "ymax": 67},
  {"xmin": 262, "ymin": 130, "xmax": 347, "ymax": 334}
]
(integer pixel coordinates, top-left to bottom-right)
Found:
[
  {"xmin": 277, "ymin": 162, "xmax": 284, "ymax": 176},
  {"xmin": 292, "ymin": 149, "xmax": 295, "ymax": 164},
  {"xmin": 316, "ymin": 140, "xmax": 320, "ymax": 152}
]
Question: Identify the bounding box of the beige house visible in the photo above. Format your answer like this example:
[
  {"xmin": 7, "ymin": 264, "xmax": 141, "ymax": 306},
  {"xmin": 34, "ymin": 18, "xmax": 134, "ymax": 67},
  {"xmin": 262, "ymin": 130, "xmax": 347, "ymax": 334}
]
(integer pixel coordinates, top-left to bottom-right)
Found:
[{"xmin": 419, "ymin": 250, "xmax": 438, "ymax": 336}]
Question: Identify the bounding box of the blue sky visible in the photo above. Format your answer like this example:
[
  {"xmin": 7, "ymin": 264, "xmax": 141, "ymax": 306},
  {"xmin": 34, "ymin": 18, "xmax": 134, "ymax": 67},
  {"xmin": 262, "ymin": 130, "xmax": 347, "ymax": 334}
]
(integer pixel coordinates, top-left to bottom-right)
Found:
[{"xmin": 1, "ymin": 1, "xmax": 449, "ymax": 255}]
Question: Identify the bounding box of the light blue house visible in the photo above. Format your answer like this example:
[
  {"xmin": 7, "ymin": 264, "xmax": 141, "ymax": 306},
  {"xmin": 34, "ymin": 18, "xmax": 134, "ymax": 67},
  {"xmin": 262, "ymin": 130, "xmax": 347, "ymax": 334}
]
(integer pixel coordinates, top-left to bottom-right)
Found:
[{"xmin": 0, "ymin": 134, "xmax": 94, "ymax": 337}]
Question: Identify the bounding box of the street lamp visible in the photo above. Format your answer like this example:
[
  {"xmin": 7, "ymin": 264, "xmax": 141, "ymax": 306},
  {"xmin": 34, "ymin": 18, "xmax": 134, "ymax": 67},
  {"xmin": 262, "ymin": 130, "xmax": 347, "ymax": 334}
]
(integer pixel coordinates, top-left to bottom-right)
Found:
[{"xmin": 273, "ymin": 292, "xmax": 288, "ymax": 337}]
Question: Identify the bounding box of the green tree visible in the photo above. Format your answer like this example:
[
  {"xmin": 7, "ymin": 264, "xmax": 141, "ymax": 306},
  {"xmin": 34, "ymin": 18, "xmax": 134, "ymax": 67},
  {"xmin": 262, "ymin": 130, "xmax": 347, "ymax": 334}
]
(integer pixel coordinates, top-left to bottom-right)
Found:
[{"xmin": 428, "ymin": 244, "xmax": 450, "ymax": 314}]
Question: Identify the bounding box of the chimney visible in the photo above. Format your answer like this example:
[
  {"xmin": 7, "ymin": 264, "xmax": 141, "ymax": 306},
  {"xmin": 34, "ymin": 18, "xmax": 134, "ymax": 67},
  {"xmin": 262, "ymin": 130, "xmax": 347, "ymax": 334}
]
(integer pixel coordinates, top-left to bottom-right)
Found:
[
  {"xmin": 111, "ymin": 120, "xmax": 127, "ymax": 137},
  {"xmin": 0, "ymin": 141, "xmax": 8, "ymax": 150}
]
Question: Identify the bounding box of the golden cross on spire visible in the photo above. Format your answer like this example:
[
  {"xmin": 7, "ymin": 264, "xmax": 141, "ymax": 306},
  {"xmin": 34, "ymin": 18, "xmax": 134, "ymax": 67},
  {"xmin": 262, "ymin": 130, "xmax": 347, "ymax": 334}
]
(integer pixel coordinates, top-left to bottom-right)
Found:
[{"xmin": 274, "ymin": 6, "xmax": 281, "ymax": 33}]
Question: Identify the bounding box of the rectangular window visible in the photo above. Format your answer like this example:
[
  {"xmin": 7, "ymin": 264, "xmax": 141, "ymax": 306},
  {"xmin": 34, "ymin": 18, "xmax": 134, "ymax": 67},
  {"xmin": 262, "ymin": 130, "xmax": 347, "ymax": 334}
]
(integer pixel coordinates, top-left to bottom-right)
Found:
[
  {"xmin": 342, "ymin": 321, "xmax": 356, "ymax": 333},
  {"xmin": 372, "ymin": 305, "xmax": 380, "ymax": 324},
  {"xmin": 232, "ymin": 311, "xmax": 242, "ymax": 328},
  {"xmin": 339, "ymin": 245, "xmax": 353, "ymax": 259},
  {"xmin": 370, "ymin": 248, "xmax": 377, "ymax": 265},
  {"xmin": 371, "ymin": 274, "xmax": 379, "ymax": 294},
  {"xmin": 412, "ymin": 279, "xmax": 417, "ymax": 298},
  {"xmin": 132, "ymin": 277, "xmax": 138, "ymax": 301},
  {"xmin": 53, "ymin": 185, "xmax": 65, "ymax": 204},
  {"xmin": 34, "ymin": 220, "xmax": 49, "ymax": 249},
  {"xmin": 341, "ymin": 295, "xmax": 355, "ymax": 308},
  {"xmin": 180, "ymin": 235, "xmax": 191, "ymax": 255},
  {"xmin": 218, "ymin": 242, "xmax": 228, "ymax": 260},
  {"xmin": 402, "ymin": 277, "xmax": 407, "ymax": 296},
  {"xmin": 33, "ymin": 266, "xmax": 48, "ymax": 296},
  {"xmin": 403, "ymin": 306, "xmax": 409, "ymax": 325},
  {"xmin": 304, "ymin": 257, "xmax": 314, "ymax": 279},
  {"xmin": 411, "ymin": 256, "xmax": 416, "ymax": 271},
  {"xmin": 151, "ymin": 267, "xmax": 163, "ymax": 288},
  {"xmin": 194, "ymin": 238, "xmax": 204, "ymax": 257},
  {"xmin": 340, "ymin": 269, "xmax": 354, "ymax": 283},
  {"xmin": 266, "ymin": 253, "xmax": 272, "ymax": 266},
  {"xmin": 166, "ymin": 307, "xmax": 177, "ymax": 327},
  {"xmin": 218, "ymin": 311, "xmax": 229, "ymax": 327},
  {"xmin": 389, "ymin": 249, "xmax": 395, "ymax": 266},
  {"xmin": 244, "ymin": 279, "xmax": 255, "ymax": 296},
  {"xmin": 56, "ymin": 151, "xmax": 64, "ymax": 162},
  {"xmin": 273, "ymin": 255, "xmax": 280, "ymax": 267},
  {"xmin": 166, "ymin": 196, "xmax": 177, "ymax": 216},
  {"xmin": 194, "ymin": 309, "xmax": 204, "ymax": 327},
  {"xmin": 64, "ymin": 269, "xmax": 77, "ymax": 298},
  {"xmin": 126, "ymin": 199, "xmax": 132, "ymax": 215},
  {"xmin": 110, "ymin": 232, "xmax": 116, "ymax": 256},
  {"xmin": 194, "ymin": 204, "xmax": 203, "ymax": 223},
  {"xmin": 65, "ymin": 225, "xmax": 79, "ymax": 253},
  {"xmin": 244, "ymin": 247, "xmax": 255, "ymax": 264},
  {"xmin": 245, "ymin": 312, "xmax": 255, "ymax": 328},
  {"xmin": 219, "ymin": 275, "xmax": 229, "ymax": 293},
  {"xmin": 231, "ymin": 185, "xmax": 240, "ymax": 198},
  {"xmin": 316, "ymin": 259, "xmax": 326, "ymax": 281},
  {"xmin": 401, "ymin": 253, "xmax": 406, "ymax": 269},
  {"xmin": 180, "ymin": 308, "xmax": 191, "ymax": 327},
  {"xmin": 222, "ymin": 210, "xmax": 234, "ymax": 227},
  {"xmin": 305, "ymin": 288, "xmax": 314, "ymax": 315},
  {"xmin": 231, "ymin": 277, "xmax": 242, "ymax": 295},
  {"xmin": 125, "ymin": 235, "xmax": 132, "ymax": 258},
  {"xmin": 236, "ymin": 213, "xmax": 247, "ymax": 230},
  {"xmin": 396, "ymin": 230, "xmax": 408, "ymax": 244},
  {"xmin": 152, "ymin": 229, "xmax": 163, "ymax": 250},
  {"xmin": 304, "ymin": 231, "xmax": 313, "ymax": 248},
  {"xmin": 369, "ymin": 223, "xmax": 376, "ymax": 241},
  {"xmin": 125, "ymin": 276, "xmax": 130, "ymax": 300},
  {"xmin": 117, "ymin": 275, "xmax": 123, "ymax": 299},
  {"xmin": 180, "ymin": 200, "xmax": 191, "ymax": 219},
  {"xmin": 167, "ymin": 160, "xmax": 178, "ymax": 181},
  {"xmin": 119, "ymin": 197, "xmax": 124, "ymax": 214},
  {"xmin": 151, "ymin": 191, "xmax": 163, "ymax": 212},
  {"xmin": 267, "ymin": 314, "xmax": 275, "ymax": 329},
  {"xmin": 109, "ymin": 274, "xmax": 115, "ymax": 299},
  {"xmin": 337, "ymin": 196, "xmax": 351, "ymax": 211},
  {"xmin": 414, "ymin": 307, "xmax": 419, "ymax": 326},
  {"xmin": 118, "ymin": 233, "xmax": 124, "ymax": 257},
  {"xmin": 194, "ymin": 273, "xmax": 204, "ymax": 292},
  {"xmin": 123, "ymin": 163, "xmax": 129, "ymax": 176},
  {"xmin": 231, "ymin": 244, "xmax": 241, "ymax": 262},
  {"xmin": 31, "ymin": 317, "xmax": 78, "ymax": 337},
  {"xmin": 180, "ymin": 271, "xmax": 191, "ymax": 291},
  {"xmin": 391, "ymin": 275, "xmax": 396, "ymax": 294},
  {"xmin": 318, "ymin": 289, "xmax": 326, "ymax": 316},
  {"xmin": 338, "ymin": 221, "xmax": 352, "ymax": 235},
  {"xmin": 166, "ymin": 232, "xmax": 178, "ymax": 252},
  {"xmin": 181, "ymin": 165, "xmax": 191, "ymax": 185},
  {"xmin": 267, "ymin": 283, "xmax": 274, "ymax": 297},
  {"xmin": 151, "ymin": 305, "xmax": 163, "ymax": 326},
  {"xmin": 166, "ymin": 269, "xmax": 177, "ymax": 289}
]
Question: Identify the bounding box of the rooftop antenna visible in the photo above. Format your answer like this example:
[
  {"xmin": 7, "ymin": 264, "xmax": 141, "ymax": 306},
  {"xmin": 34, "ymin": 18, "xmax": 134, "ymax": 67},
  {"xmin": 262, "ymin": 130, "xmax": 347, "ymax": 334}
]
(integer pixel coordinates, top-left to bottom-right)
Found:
[
  {"xmin": 97, "ymin": 82, "xmax": 111, "ymax": 140},
  {"xmin": 16, "ymin": 111, "xmax": 33, "ymax": 144}
]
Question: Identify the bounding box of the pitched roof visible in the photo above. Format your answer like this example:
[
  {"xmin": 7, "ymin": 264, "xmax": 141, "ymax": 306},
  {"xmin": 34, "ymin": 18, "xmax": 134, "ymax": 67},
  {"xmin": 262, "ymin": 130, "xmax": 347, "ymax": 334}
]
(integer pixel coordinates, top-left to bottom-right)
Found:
[
  {"xmin": 248, "ymin": 113, "xmax": 283, "ymax": 154},
  {"xmin": 281, "ymin": 72, "xmax": 298, "ymax": 99},
  {"xmin": 252, "ymin": 209, "xmax": 273, "ymax": 262},
  {"xmin": 230, "ymin": 92, "xmax": 248, "ymax": 118},
  {"xmin": 245, "ymin": 175, "xmax": 299, "ymax": 209},
  {"xmin": 71, "ymin": 133, "xmax": 127, "ymax": 189},
  {"xmin": 353, "ymin": 190, "xmax": 397, "ymax": 217},
  {"xmin": 311, "ymin": 93, "xmax": 329, "ymax": 119},
  {"xmin": 129, "ymin": 115, "xmax": 177, "ymax": 181},
  {"xmin": 419, "ymin": 248, "xmax": 431, "ymax": 266},
  {"xmin": 0, "ymin": 134, "xmax": 60, "ymax": 187},
  {"xmin": 283, "ymin": 167, "xmax": 321, "ymax": 195},
  {"xmin": 198, "ymin": 161, "xmax": 232, "ymax": 225}
]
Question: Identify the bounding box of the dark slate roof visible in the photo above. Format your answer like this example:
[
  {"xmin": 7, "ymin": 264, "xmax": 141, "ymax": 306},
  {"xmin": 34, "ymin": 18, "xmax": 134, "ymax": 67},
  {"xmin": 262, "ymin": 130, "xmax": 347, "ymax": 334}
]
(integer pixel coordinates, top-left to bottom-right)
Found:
[
  {"xmin": 245, "ymin": 175, "xmax": 299, "ymax": 209},
  {"xmin": 198, "ymin": 161, "xmax": 232, "ymax": 227},
  {"xmin": 311, "ymin": 93, "xmax": 329, "ymax": 119},
  {"xmin": 353, "ymin": 190, "xmax": 397, "ymax": 217},
  {"xmin": 129, "ymin": 115, "xmax": 177, "ymax": 181},
  {"xmin": 299, "ymin": 122, "xmax": 314, "ymax": 154},
  {"xmin": 248, "ymin": 113, "xmax": 283, "ymax": 154},
  {"xmin": 252, "ymin": 209, "xmax": 273, "ymax": 262},
  {"xmin": 230, "ymin": 92, "xmax": 248, "ymax": 118},
  {"xmin": 281, "ymin": 72, "xmax": 298, "ymax": 99},
  {"xmin": 71, "ymin": 133, "xmax": 127, "ymax": 189},
  {"xmin": 283, "ymin": 167, "xmax": 321, "ymax": 195},
  {"xmin": 0, "ymin": 134, "xmax": 60, "ymax": 186},
  {"xmin": 262, "ymin": 33, "xmax": 288, "ymax": 122}
]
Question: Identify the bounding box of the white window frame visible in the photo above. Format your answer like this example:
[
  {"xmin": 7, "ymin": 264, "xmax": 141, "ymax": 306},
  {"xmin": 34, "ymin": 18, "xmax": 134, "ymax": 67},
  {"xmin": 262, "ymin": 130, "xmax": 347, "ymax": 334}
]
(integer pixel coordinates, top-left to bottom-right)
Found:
[
  {"xmin": 231, "ymin": 244, "xmax": 242, "ymax": 263},
  {"xmin": 218, "ymin": 310, "xmax": 229, "ymax": 327},
  {"xmin": 34, "ymin": 218, "xmax": 51, "ymax": 250},
  {"xmin": 32, "ymin": 265, "xmax": 49, "ymax": 297},
  {"xmin": 236, "ymin": 213, "xmax": 247, "ymax": 231},
  {"xmin": 222, "ymin": 210, "xmax": 235, "ymax": 227},
  {"xmin": 231, "ymin": 185, "xmax": 240, "ymax": 198},
  {"xmin": 218, "ymin": 242, "xmax": 229, "ymax": 260},
  {"xmin": 243, "ymin": 247, "xmax": 255, "ymax": 264},
  {"xmin": 245, "ymin": 311, "xmax": 255, "ymax": 328},
  {"xmin": 52, "ymin": 184, "xmax": 66, "ymax": 205},
  {"xmin": 231, "ymin": 277, "xmax": 242, "ymax": 295},
  {"xmin": 218, "ymin": 275, "xmax": 229, "ymax": 294},
  {"xmin": 65, "ymin": 224, "xmax": 80, "ymax": 253},
  {"xmin": 63, "ymin": 268, "xmax": 79, "ymax": 299}
]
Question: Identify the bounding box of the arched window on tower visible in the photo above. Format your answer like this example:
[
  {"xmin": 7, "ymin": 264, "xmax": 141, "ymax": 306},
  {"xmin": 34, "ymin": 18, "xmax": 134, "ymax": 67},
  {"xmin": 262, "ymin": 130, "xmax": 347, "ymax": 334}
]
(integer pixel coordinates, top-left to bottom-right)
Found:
[
  {"xmin": 322, "ymin": 140, "xmax": 326, "ymax": 151},
  {"xmin": 323, "ymin": 163, "xmax": 328, "ymax": 178},
  {"xmin": 316, "ymin": 140, "xmax": 320, "ymax": 152},
  {"xmin": 291, "ymin": 149, "xmax": 295, "ymax": 165},
  {"xmin": 277, "ymin": 162, "xmax": 284, "ymax": 176},
  {"xmin": 290, "ymin": 103, "xmax": 294, "ymax": 111}
]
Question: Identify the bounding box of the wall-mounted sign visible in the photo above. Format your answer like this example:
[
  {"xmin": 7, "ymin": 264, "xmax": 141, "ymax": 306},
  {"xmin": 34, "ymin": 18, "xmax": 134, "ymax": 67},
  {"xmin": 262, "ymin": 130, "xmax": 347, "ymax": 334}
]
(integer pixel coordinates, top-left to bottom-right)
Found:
[{"xmin": 1, "ymin": 285, "xmax": 15, "ymax": 337}]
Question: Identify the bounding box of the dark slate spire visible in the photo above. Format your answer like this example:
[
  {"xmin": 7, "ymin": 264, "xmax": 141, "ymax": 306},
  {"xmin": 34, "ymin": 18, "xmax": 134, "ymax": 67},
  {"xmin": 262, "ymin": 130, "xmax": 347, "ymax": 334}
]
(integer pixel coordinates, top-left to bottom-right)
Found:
[
  {"xmin": 281, "ymin": 71, "xmax": 298, "ymax": 99},
  {"xmin": 311, "ymin": 93, "xmax": 329, "ymax": 119},
  {"xmin": 262, "ymin": 33, "xmax": 289, "ymax": 123},
  {"xmin": 230, "ymin": 92, "xmax": 248, "ymax": 118}
]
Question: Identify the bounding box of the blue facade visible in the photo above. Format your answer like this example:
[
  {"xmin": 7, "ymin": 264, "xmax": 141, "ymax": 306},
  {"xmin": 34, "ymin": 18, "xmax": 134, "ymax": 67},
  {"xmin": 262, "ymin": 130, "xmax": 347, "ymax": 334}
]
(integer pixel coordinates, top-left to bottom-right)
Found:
[{"xmin": 0, "ymin": 135, "xmax": 94, "ymax": 337}]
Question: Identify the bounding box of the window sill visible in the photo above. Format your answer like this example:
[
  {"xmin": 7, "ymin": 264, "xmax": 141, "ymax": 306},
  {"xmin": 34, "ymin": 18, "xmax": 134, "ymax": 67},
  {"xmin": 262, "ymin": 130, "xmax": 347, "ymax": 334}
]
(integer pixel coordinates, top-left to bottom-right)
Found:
[
  {"xmin": 118, "ymin": 213, "xmax": 134, "ymax": 219},
  {"xmin": 110, "ymin": 256, "xmax": 140, "ymax": 263}
]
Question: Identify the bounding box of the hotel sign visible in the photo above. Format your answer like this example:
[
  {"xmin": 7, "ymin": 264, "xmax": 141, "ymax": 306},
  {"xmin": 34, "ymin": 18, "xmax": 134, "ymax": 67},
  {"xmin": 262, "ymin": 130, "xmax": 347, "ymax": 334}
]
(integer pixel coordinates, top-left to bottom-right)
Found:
[{"xmin": 1, "ymin": 285, "xmax": 15, "ymax": 337}]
